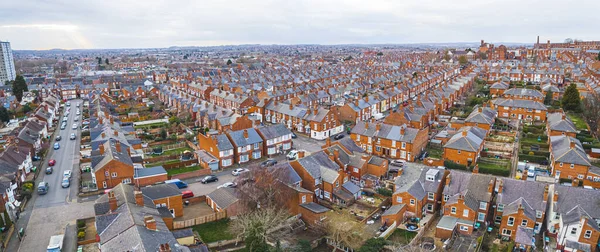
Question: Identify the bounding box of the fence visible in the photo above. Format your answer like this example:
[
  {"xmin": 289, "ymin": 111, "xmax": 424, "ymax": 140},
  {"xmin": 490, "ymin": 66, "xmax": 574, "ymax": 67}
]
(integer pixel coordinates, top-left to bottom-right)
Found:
[
  {"xmin": 162, "ymin": 160, "xmax": 198, "ymax": 169},
  {"xmin": 171, "ymin": 168, "xmax": 211, "ymax": 180},
  {"xmin": 173, "ymin": 211, "xmax": 227, "ymax": 229},
  {"xmin": 143, "ymin": 142, "xmax": 187, "ymax": 154}
]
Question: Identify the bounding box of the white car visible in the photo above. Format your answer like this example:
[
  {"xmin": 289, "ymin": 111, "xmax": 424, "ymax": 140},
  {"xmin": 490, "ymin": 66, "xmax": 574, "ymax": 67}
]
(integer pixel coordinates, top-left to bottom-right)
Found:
[
  {"xmin": 63, "ymin": 170, "xmax": 72, "ymax": 179},
  {"xmin": 72, "ymin": 123, "xmax": 78, "ymax": 129},
  {"xmin": 232, "ymin": 168, "xmax": 249, "ymax": 176},
  {"xmin": 390, "ymin": 160, "xmax": 405, "ymax": 167},
  {"xmin": 70, "ymin": 133, "xmax": 76, "ymax": 140},
  {"xmin": 76, "ymin": 110, "xmax": 80, "ymax": 115},
  {"xmin": 217, "ymin": 182, "xmax": 237, "ymax": 189}
]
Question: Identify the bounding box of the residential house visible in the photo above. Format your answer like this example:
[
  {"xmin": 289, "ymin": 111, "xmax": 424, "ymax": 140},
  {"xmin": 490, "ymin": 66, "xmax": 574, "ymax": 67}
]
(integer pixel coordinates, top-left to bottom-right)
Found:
[
  {"xmin": 206, "ymin": 187, "xmax": 241, "ymax": 217},
  {"xmin": 503, "ymin": 88, "xmax": 545, "ymax": 102},
  {"xmin": 549, "ymin": 136, "xmax": 600, "ymax": 189},
  {"xmin": 443, "ymin": 126, "xmax": 487, "ymax": 166},
  {"xmin": 226, "ymin": 128, "xmax": 263, "ymax": 164},
  {"xmin": 547, "ymin": 112, "xmax": 577, "ymax": 137},
  {"xmin": 322, "ymin": 138, "xmax": 388, "ymax": 187},
  {"xmin": 134, "ymin": 166, "xmax": 168, "ymax": 187},
  {"xmin": 350, "ymin": 121, "xmax": 429, "ymax": 162},
  {"xmin": 392, "ymin": 167, "xmax": 447, "ymax": 219},
  {"xmin": 463, "ymin": 106, "xmax": 497, "ymax": 130},
  {"xmin": 290, "ymin": 151, "xmax": 350, "ymax": 205},
  {"xmin": 256, "ymin": 124, "xmax": 293, "ymax": 157},
  {"xmin": 141, "ymin": 183, "xmax": 184, "ymax": 218},
  {"xmin": 489, "ymin": 81, "xmax": 510, "ymax": 97},
  {"xmin": 91, "ymin": 139, "xmax": 134, "ymax": 189},
  {"xmin": 197, "ymin": 133, "xmax": 234, "ymax": 169},
  {"xmin": 491, "ymin": 98, "xmax": 548, "ymax": 121}
]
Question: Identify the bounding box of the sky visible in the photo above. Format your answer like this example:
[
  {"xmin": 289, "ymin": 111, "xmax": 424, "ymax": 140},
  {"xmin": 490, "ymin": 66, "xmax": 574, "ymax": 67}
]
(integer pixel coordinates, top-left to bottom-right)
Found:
[{"xmin": 1, "ymin": 0, "xmax": 599, "ymax": 50}]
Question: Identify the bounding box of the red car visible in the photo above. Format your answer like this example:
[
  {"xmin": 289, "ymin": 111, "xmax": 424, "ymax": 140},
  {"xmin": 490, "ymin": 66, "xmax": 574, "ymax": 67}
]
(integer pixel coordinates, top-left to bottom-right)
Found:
[
  {"xmin": 182, "ymin": 190, "xmax": 194, "ymax": 199},
  {"xmin": 48, "ymin": 159, "xmax": 56, "ymax": 166}
]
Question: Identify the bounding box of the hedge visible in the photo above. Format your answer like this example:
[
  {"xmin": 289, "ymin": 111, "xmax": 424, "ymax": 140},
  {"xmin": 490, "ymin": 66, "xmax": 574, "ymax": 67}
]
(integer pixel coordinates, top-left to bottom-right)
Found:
[
  {"xmin": 583, "ymin": 143, "xmax": 600, "ymax": 150},
  {"xmin": 478, "ymin": 164, "xmax": 510, "ymax": 177},
  {"xmin": 444, "ymin": 160, "xmax": 470, "ymax": 171},
  {"xmin": 520, "ymin": 149, "xmax": 550, "ymax": 158},
  {"xmin": 520, "ymin": 142, "xmax": 550, "ymax": 149},
  {"xmin": 518, "ymin": 154, "xmax": 548, "ymax": 163}
]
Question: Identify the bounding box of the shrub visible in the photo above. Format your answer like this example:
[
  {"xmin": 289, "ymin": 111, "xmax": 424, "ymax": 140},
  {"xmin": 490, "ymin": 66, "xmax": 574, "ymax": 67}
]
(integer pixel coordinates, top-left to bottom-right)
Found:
[
  {"xmin": 77, "ymin": 231, "xmax": 86, "ymax": 240},
  {"xmin": 376, "ymin": 188, "xmax": 392, "ymax": 197},
  {"xmin": 478, "ymin": 165, "xmax": 510, "ymax": 177},
  {"xmin": 559, "ymin": 178, "xmax": 572, "ymax": 184},
  {"xmin": 518, "ymin": 154, "xmax": 548, "ymax": 164},
  {"xmin": 444, "ymin": 160, "xmax": 469, "ymax": 171},
  {"xmin": 77, "ymin": 219, "xmax": 86, "ymax": 228}
]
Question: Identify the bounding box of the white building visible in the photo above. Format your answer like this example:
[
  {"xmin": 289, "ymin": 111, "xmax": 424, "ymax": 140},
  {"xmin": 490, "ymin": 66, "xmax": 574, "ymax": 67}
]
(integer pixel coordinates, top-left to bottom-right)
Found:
[{"xmin": 0, "ymin": 41, "xmax": 16, "ymax": 84}]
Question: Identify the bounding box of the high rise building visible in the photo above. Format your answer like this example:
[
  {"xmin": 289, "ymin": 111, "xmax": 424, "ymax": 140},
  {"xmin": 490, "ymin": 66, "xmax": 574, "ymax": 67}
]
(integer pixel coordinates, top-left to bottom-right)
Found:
[{"xmin": 0, "ymin": 41, "xmax": 16, "ymax": 85}]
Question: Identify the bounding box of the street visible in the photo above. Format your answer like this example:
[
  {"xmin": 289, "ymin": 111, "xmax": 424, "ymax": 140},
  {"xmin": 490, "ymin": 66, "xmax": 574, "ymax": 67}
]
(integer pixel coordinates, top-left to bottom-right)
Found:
[{"xmin": 7, "ymin": 99, "xmax": 94, "ymax": 252}]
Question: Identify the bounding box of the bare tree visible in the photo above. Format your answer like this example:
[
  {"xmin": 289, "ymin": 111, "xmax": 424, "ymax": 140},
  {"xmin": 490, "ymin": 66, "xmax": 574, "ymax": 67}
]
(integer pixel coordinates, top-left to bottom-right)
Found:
[
  {"xmin": 319, "ymin": 211, "xmax": 369, "ymax": 252},
  {"xmin": 235, "ymin": 163, "xmax": 296, "ymax": 211},
  {"xmin": 229, "ymin": 207, "xmax": 290, "ymax": 251},
  {"xmin": 582, "ymin": 92, "xmax": 600, "ymax": 137}
]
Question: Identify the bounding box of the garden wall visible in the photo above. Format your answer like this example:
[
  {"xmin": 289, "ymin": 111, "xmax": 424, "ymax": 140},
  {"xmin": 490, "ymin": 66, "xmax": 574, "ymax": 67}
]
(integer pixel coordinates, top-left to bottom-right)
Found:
[{"xmin": 170, "ymin": 168, "xmax": 211, "ymax": 180}]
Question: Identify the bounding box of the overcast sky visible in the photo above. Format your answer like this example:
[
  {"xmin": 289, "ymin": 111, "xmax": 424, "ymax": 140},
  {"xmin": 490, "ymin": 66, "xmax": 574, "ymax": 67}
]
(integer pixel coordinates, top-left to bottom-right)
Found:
[{"xmin": 1, "ymin": 0, "xmax": 598, "ymax": 50}]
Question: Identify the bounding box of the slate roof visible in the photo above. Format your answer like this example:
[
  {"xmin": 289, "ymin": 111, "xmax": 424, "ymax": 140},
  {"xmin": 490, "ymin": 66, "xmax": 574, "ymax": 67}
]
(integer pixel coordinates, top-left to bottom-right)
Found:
[
  {"xmin": 207, "ymin": 187, "xmax": 239, "ymax": 209},
  {"xmin": 300, "ymin": 202, "xmax": 330, "ymax": 213},
  {"xmin": 565, "ymin": 240, "xmax": 591, "ymax": 252},
  {"xmin": 257, "ymin": 124, "xmax": 292, "ymax": 139},
  {"xmin": 515, "ymin": 226, "xmax": 535, "ymax": 246},
  {"xmin": 465, "ymin": 106, "xmax": 497, "ymax": 125},
  {"xmin": 555, "ymin": 185, "xmax": 600, "ymax": 221},
  {"xmin": 443, "ymin": 170, "xmax": 494, "ymax": 211},
  {"xmin": 547, "ymin": 112, "xmax": 577, "ymax": 133},
  {"xmin": 496, "ymin": 178, "xmax": 547, "ymax": 214},
  {"xmin": 550, "ymin": 136, "xmax": 590, "ymax": 166},
  {"xmin": 351, "ymin": 121, "xmax": 420, "ymax": 143},
  {"xmin": 444, "ymin": 126, "xmax": 486, "ymax": 152},
  {"xmin": 227, "ymin": 128, "xmax": 262, "ymax": 147},
  {"xmin": 296, "ymin": 151, "xmax": 341, "ymax": 182},
  {"xmin": 382, "ymin": 204, "xmax": 405, "ymax": 216},
  {"xmin": 342, "ymin": 181, "xmax": 361, "ymax": 195},
  {"xmin": 135, "ymin": 166, "xmax": 167, "ymax": 178},
  {"xmin": 215, "ymin": 134, "xmax": 233, "ymax": 151},
  {"xmin": 91, "ymin": 139, "xmax": 133, "ymax": 173},
  {"xmin": 492, "ymin": 98, "xmax": 547, "ymax": 110},
  {"xmin": 504, "ymin": 88, "xmax": 544, "ymax": 98},
  {"xmin": 141, "ymin": 183, "xmax": 181, "ymax": 200}
]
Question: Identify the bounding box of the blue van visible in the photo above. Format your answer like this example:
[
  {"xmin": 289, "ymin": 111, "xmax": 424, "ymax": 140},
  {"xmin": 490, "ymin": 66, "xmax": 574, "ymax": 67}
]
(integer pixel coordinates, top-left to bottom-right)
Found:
[{"xmin": 165, "ymin": 179, "xmax": 188, "ymax": 189}]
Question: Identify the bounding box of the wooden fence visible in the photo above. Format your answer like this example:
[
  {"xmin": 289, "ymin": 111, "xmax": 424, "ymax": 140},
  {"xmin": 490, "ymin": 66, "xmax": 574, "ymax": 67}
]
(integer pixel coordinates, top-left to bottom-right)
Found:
[
  {"xmin": 173, "ymin": 211, "xmax": 227, "ymax": 229},
  {"xmin": 163, "ymin": 160, "xmax": 198, "ymax": 169}
]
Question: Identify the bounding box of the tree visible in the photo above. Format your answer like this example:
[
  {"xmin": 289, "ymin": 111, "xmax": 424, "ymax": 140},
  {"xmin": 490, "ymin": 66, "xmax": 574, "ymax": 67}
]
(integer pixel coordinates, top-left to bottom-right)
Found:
[
  {"xmin": 227, "ymin": 59, "xmax": 233, "ymax": 65},
  {"xmin": 582, "ymin": 92, "xmax": 600, "ymax": 137},
  {"xmin": 97, "ymin": 57, "xmax": 102, "ymax": 65},
  {"xmin": 11, "ymin": 75, "xmax": 28, "ymax": 102},
  {"xmin": 412, "ymin": 72, "xmax": 418, "ymax": 79},
  {"xmin": 105, "ymin": 58, "xmax": 109, "ymax": 65},
  {"xmin": 159, "ymin": 128, "xmax": 167, "ymax": 140},
  {"xmin": 458, "ymin": 55, "xmax": 468, "ymax": 65},
  {"xmin": 562, "ymin": 83, "xmax": 582, "ymax": 112},
  {"xmin": 597, "ymin": 51, "xmax": 600, "ymax": 61},
  {"xmin": 544, "ymin": 90, "xmax": 553, "ymax": 105},
  {"xmin": 376, "ymin": 52, "xmax": 383, "ymax": 56},
  {"xmin": 359, "ymin": 238, "xmax": 388, "ymax": 252},
  {"xmin": 564, "ymin": 38, "xmax": 574, "ymax": 44},
  {"xmin": 229, "ymin": 208, "xmax": 290, "ymax": 252},
  {"xmin": 320, "ymin": 211, "xmax": 369, "ymax": 251},
  {"xmin": 293, "ymin": 240, "xmax": 313, "ymax": 252},
  {"xmin": 0, "ymin": 107, "xmax": 9, "ymax": 122},
  {"xmin": 22, "ymin": 103, "xmax": 32, "ymax": 114},
  {"xmin": 235, "ymin": 164, "xmax": 296, "ymax": 210}
]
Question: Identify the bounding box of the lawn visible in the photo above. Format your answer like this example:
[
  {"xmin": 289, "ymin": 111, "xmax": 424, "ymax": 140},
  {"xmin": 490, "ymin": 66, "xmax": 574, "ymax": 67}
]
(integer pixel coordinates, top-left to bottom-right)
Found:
[
  {"xmin": 192, "ymin": 218, "xmax": 233, "ymax": 243},
  {"xmin": 146, "ymin": 159, "xmax": 181, "ymax": 168},
  {"xmin": 388, "ymin": 229, "xmax": 417, "ymax": 245},
  {"xmin": 134, "ymin": 122, "xmax": 168, "ymax": 129},
  {"xmin": 567, "ymin": 112, "xmax": 588, "ymax": 131},
  {"xmin": 152, "ymin": 147, "xmax": 192, "ymax": 157},
  {"xmin": 167, "ymin": 165, "xmax": 200, "ymax": 176},
  {"xmin": 426, "ymin": 146, "xmax": 443, "ymax": 159}
]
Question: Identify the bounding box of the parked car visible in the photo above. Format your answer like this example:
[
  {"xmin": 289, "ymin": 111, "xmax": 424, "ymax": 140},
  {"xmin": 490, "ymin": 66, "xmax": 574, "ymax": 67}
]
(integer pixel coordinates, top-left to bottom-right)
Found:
[
  {"xmin": 60, "ymin": 124, "xmax": 66, "ymax": 130},
  {"xmin": 182, "ymin": 190, "xmax": 194, "ymax": 199},
  {"xmin": 291, "ymin": 132, "xmax": 297, "ymax": 139},
  {"xmin": 33, "ymin": 155, "xmax": 41, "ymax": 161},
  {"xmin": 260, "ymin": 159, "xmax": 278, "ymax": 167},
  {"xmin": 72, "ymin": 123, "xmax": 78, "ymax": 129},
  {"xmin": 38, "ymin": 182, "xmax": 49, "ymax": 195},
  {"xmin": 54, "ymin": 143, "xmax": 60, "ymax": 150},
  {"xmin": 46, "ymin": 166, "xmax": 53, "ymax": 174},
  {"xmin": 55, "ymin": 135, "xmax": 61, "ymax": 141},
  {"xmin": 390, "ymin": 160, "xmax": 405, "ymax": 167},
  {"xmin": 61, "ymin": 178, "xmax": 70, "ymax": 188},
  {"xmin": 287, "ymin": 150, "xmax": 301, "ymax": 160},
  {"xmin": 418, "ymin": 151, "xmax": 428, "ymax": 161},
  {"xmin": 63, "ymin": 170, "xmax": 72, "ymax": 179},
  {"xmin": 48, "ymin": 159, "xmax": 56, "ymax": 166},
  {"xmin": 70, "ymin": 133, "xmax": 76, "ymax": 140},
  {"xmin": 232, "ymin": 168, "xmax": 249, "ymax": 176},
  {"xmin": 74, "ymin": 116, "xmax": 79, "ymax": 122},
  {"xmin": 165, "ymin": 179, "xmax": 188, "ymax": 189},
  {"xmin": 201, "ymin": 175, "xmax": 218, "ymax": 184},
  {"xmin": 334, "ymin": 134, "xmax": 345, "ymax": 140},
  {"xmin": 217, "ymin": 182, "xmax": 237, "ymax": 189}
]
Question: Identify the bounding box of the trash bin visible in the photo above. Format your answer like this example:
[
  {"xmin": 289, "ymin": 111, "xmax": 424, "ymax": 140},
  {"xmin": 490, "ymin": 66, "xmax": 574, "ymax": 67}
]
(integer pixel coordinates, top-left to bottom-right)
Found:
[{"xmin": 19, "ymin": 227, "xmax": 24, "ymax": 237}]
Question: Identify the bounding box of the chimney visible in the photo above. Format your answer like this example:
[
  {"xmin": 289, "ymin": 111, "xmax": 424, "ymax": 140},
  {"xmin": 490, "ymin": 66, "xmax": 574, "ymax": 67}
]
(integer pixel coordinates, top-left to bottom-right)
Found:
[
  {"xmin": 462, "ymin": 130, "xmax": 468, "ymax": 137},
  {"xmin": 517, "ymin": 204, "xmax": 524, "ymax": 215},
  {"xmin": 99, "ymin": 144, "xmax": 105, "ymax": 155},
  {"xmin": 497, "ymin": 180, "xmax": 503, "ymax": 193},
  {"xmin": 297, "ymin": 150, "xmax": 305, "ymax": 159},
  {"xmin": 159, "ymin": 244, "xmax": 172, "ymax": 252},
  {"xmin": 333, "ymin": 149, "xmax": 340, "ymax": 160},
  {"xmin": 522, "ymin": 169, "xmax": 528, "ymax": 180},
  {"xmin": 365, "ymin": 96, "xmax": 369, "ymax": 103},
  {"xmin": 401, "ymin": 126, "xmax": 405, "ymax": 135},
  {"xmin": 115, "ymin": 141, "xmax": 122, "ymax": 153},
  {"xmin": 102, "ymin": 132, "xmax": 106, "ymax": 138},
  {"xmin": 365, "ymin": 122, "xmax": 369, "ymax": 129},
  {"xmin": 543, "ymin": 185, "xmax": 549, "ymax": 202},
  {"xmin": 562, "ymin": 113, "xmax": 566, "ymax": 120},
  {"xmin": 478, "ymin": 107, "xmax": 483, "ymax": 113},
  {"xmin": 487, "ymin": 179, "xmax": 494, "ymax": 193},
  {"xmin": 289, "ymin": 102, "xmax": 293, "ymax": 110},
  {"xmin": 553, "ymin": 190, "xmax": 558, "ymax": 202},
  {"xmin": 108, "ymin": 191, "xmax": 118, "ymax": 211},
  {"xmin": 313, "ymin": 108, "xmax": 318, "ymax": 115},
  {"xmin": 243, "ymin": 129, "xmax": 249, "ymax": 139},
  {"xmin": 274, "ymin": 100, "xmax": 279, "ymax": 106},
  {"xmin": 570, "ymin": 140, "xmax": 576, "ymax": 149},
  {"xmin": 375, "ymin": 123, "xmax": 381, "ymax": 131},
  {"xmin": 472, "ymin": 164, "xmax": 479, "ymax": 174},
  {"xmin": 135, "ymin": 190, "xmax": 144, "ymax": 206},
  {"xmin": 144, "ymin": 216, "xmax": 157, "ymax": 231}
]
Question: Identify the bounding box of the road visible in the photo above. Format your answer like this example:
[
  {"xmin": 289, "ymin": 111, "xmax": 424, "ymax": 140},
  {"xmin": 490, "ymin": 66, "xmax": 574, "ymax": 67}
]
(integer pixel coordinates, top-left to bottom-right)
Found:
[{"xmin": 8, "ymin": 99, "xmax": 96, "ymax": 252}]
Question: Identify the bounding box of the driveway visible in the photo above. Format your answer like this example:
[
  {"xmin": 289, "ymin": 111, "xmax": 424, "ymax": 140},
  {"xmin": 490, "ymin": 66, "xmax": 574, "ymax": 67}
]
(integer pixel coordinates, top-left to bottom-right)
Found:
[
  {"xmin": 181, "ymin": 171, "xmax": 236, "ymax": 196},
  {"xmin": 293, "ymin": 134, "xmax": 326, "ymax": 154}
]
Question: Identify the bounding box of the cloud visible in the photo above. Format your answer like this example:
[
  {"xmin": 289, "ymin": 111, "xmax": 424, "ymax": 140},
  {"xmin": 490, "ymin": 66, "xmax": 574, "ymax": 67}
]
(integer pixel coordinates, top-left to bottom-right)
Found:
[{"xmin": 0, "ymin": 0, "xmax": 598, "ymax": 49}]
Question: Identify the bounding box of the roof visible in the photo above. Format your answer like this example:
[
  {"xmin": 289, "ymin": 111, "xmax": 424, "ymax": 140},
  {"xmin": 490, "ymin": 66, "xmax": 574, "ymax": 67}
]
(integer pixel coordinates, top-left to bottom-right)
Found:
[
  {"xmin": 135, "ymin": 166, "xmax": 167, "ymax": 178},
  {"xmin": 547, "ymin": 112, "xmax": 577, "ymax": 133},
  {"xmin": 436, "ymin": 215, "xmax": 473, "ymax": 230},
  {"xmin": 215, "ymin": 134, "xmax": 233, "ymax": 151},
  {"xmin": 555, "ymin": 185, "xmax": 600, "ymax": 220},
  {"xmin": 496, "ymin": 178, "xmax": 547, "ymax": 213},
  {"xmin": 514, "ymin": 227, "xmax": 535, "ymax": 246},
  {"xmin": 141, "ymin": 183, "xmax": 181, "ymax": 200},
  {"xmin": 207, "ymin": 187, "xmax": 239, "ymax": 209},
  {"xmin": 465, "ymin": 106, "xmax": 497, "ymax": 125},
  {"xmin": 342, "ymin": 181, "xmax": 361, "ymax": 195},
  {"xmin": 171, "ymin": 228, "xmax": 194, "ymax": 239},
  {"xmin": 504, "ymin": 88, "xmax": 544, "ymax": 98},
  {"xmin": 443, "ymin": 170, "xmax": 494, "ymax": 210},
  {"xmin": 492, "ymin": 98, "xmax": 547, "ymax": 110},
  {"xmin": 351, "ymin": 121, "xmax": 420, "ymax": 143},
  {"xmin": 300, "ymin": 202, "xmax": 330, "ymax": 213},
  {"xmin": 550, "ymin": 136, "xmax": 590, "ymax": 166},
  {"xmin": 444, "ymin": 126, "xmax": 486, "ymax": 152},
  {"xmin": 382, "ymin": 204, "xmax": 405, "ymax": 216},
  {"xmin": 227, "ymin": 128, "xmax": 262, "ymax": 147},
  {"xmin": 257, "ymin": 124, "xmax": 292, "ymax": 139}
]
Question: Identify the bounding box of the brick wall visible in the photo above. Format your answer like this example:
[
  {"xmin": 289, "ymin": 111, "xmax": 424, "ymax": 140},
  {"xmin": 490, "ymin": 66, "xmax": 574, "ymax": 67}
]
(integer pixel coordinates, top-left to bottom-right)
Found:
[{"xmin": 170, "ymin": 168, "xmax": 211, "ymax": 181}]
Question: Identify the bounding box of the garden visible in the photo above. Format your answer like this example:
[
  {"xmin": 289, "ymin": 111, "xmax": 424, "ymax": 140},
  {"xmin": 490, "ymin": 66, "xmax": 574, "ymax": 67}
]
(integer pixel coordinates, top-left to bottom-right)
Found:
[
  {"xmin": 191, "ymin": 218, "xmax": 234, "ymax": 244},
  {"xmin": 519, "ymin": 124, "xmax": 549, "ymax": 165},
  {"xmin": 388, "ymin": 229, "xmax": 417, "ymax": 245},
  {"xmin": 76, "ymin": 217, "xmax": 97, "ymax": 245}
]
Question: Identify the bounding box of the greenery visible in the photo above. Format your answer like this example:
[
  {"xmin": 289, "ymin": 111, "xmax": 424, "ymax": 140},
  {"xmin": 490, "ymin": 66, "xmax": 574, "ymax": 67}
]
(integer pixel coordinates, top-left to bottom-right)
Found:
[
  {"xmin": 444, "ymin": 160, "xmax": 469, "ymax": 171},
  {"xmin": 192, "ymin": 218, "xmax": 233, "ymax": 243},
  {"xmin": 77, "ymin": 231, "xmax": 86, "ymax": 240},
  {"xmin": 227, "ymin": 59, "xmax": 233, "ymax": 65},
  {"xmin": 22, "ymin": 104, "xmax": 32, "ymax": 114},
  {"xmin": 166, "ymin": 165, "xmax": 200, "ymax": 176},
  {"xmin": 458, "ymin": 55, "xmax": 468, "ymax": 65},
  {"xmin": 0, "ymin": 107, "xmax": 9, "ymax": 122},
  {"xmin": 160, "ymin": 128, "xmax": 167, "ymax": 139},
  {"xmin": 518, "ymin": 154, "xmax": 548, "ymax": 164},
  {"xmin": 11, "ymin": 75, "xmax": 28, "ymax": 102},
  {"xmin": 376, "ymin": 187, "xmax": 392, "ymax": 197},
  {"xmin": 582, "ymin": 92, "xmax": 600, "ymax": 137},
  {"xmin": 359, "ymin": 238, "xmax": 388, "ymax": 252},
  {"xmin": 544, "ymin": 90, "xmax": 553, "ymax": 105},
  {"xmin": 293, "ymin": 240, "xmax": 312, "ymax": 252},
  {"xmin": 567, "ymin": 112, "xmax": 588, "ymax": 131},
  {"xmin": 562, "ymin": 83, "xmax": 581, "ymax": 112},
  {"xmin": 77, "ymin": 219, "xmax": 86, "ymax": 228},
  {"xmin": 388, "ymin": 229, "xmax": 417, "ymax": 245},
  {"xmin": 477, "ymin": 162, "xmax": 510, "ymax": 177}
]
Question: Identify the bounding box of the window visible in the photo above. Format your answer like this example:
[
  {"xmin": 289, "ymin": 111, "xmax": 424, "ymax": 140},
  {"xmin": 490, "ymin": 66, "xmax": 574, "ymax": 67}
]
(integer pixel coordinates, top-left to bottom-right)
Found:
[
  {"xmin": 335, "ymin": 181, "xmax": 339, "ymax": 188},
  {"xmin": 222, "ymin": 159, "xmax": 232, "ymax": 166},
  {"xmin": 105, "ymin": 171, "xmax": 109, "ymax": 177},
  {"xmin": 401, "ymin": 142, "xmax": 406, "ymax": 149},
  {"xmin": 497, "ymin": 204, "xmax": 504, "ymax": 212},
  {"xmin": 536, "ymin": 211, "xmax": 543, "ymax": 219},
  {"xmin": 268, "ymin": 147, "xmax": 276, "ymax": 155},
  {"xmin": 502, "ymin": 229, "xmax": 512, "ymax": 236},
  {"xmin": 584, "ymin": 230, "xmax": 592, "ymax": 238},
  {"xmin": 508, "ymin": 217, "xmax": 515, "ymax": 226},
  {"xmin": 301, "ymin": 195, "xmax": 306, "ymax": 204},
  {"xmin": 428, "ymin": 192, "xmax": 434, "ymax": 200},
  {"xmin": 111, "ymin": 172, "xmax": 118, "ymax": 178},
  {"xmin": 560, "ymin": 162, "xmax": 563, "ymax": 167},
  {"xmin": 571, "ymin": 227, "xmax": 577, "ymax": 235},
  {"xmin": 451, "ymin": 207, "xmax": 457, "ymax": 214},
  {"xmin": 410, "ymin": 199, "xmax": 415, "ymax": 205},
  {"xmin": 479, "ymin": 202, "xmax": 487, "ymax": 210},
  {"xmin": 122, "ymin": 178, "xmax": 131, "ymax": 184},
  {"xmin": 427, "ymin": 204, "xmax": 433, "ymax": 211},
  {"xmin": 392, "ymin": 140, "xmax": 396, "ymax": 147},
  {"xmin": 460, "ymin": 225, "xmax": 469, "ymax": 231},
  {"xmin": 396, "ymin": 197, "xmax": 403, "ymax": 204},
  {"xmin": 324, "ymin": 191, "xmax": 330, "ymax": 199},
  {"xmin": 554, "ymin": 213, "xmax": 560, "ymax": 220},
  {"xmin": 521, "ymin": 220, "xmax": 528, "ymax": 226},
  {"xmin": 444, "ymin": 195, "xmax": 450, "ymax": 201},
  {"xmin": 457, "ymin": 150, "xmax": 461, "ymax": 154},
  {"xmin": 478, "ymin": 213, "xmax": 485, "ymax": 222},
  {"xmin": 253, "ymin": 143, "xmax": 260, "ymax": 149},
  {"xmin": 376, "ymin": 146, "xmax": 381, "ymax": 152},
  {"xmin": 578, "ymin": 174, "xmax": 584, "ymax": 179},
  {"xmin": 253, "ymin": 151, "xmax": 261, "ymax": 159},
  {"xmin": 102, "ymin": 181, "xmax": 107, "ymax": 188},
  {"xmin": 571, "ymin": 164, "xmax": 575, "ymax": 168},
  {"xmin": 463, "ymin": 209, "xmax": 469, "ymax": 217}
]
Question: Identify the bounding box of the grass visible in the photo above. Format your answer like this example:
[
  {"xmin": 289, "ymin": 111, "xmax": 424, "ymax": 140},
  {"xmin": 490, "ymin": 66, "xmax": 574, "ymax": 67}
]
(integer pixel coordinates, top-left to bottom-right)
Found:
[
  {"xmin": 567, "ymin": 112, "xmax": 588, "ymax": 131},
  {"xmin": 146, "ymin": 159, "xmax": 181, "ymax": 168},
  {"xmin": 133, "ymin": 122, "xmax": 168, "ymax": 129},
  {"xmin": 152, "ymin": 147, "xmax": 192, "ymax": 157},
  {"xmin": 167, "ymin": 165, "xmax": 201, "ymax": 176},
  {"xmin": 192, "ymin": 218, "xmax": 233, "ymax": 243},
  {"xmin": 389, "ymin": 229, "xmax": 417, "ymax": 245},
  {"xmin": 426, "ymin": 146, "xmax": 443, "ymax": 159}
]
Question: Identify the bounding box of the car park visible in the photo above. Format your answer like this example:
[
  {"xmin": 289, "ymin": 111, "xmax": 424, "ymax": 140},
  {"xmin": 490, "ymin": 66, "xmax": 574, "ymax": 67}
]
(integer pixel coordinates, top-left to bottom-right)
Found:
[
  {"xmin": 70, "ymin": 133, "xmax": 76, "ymax": 140},
  {"xmin": 48, "ymin": 159, "xmax": 56, "ymax": 166},
  {"xmin": 38, "ymin": 182, "xmax": 49, "ymax": 195},
  {"xmin": 54, "ymin": 143, "xmax": 60, "ymax": 150},
  {"xmin": 232, "ymin": 168, "xmax": 249, "ymax": 176},
  {"xmin": 260, "ymin": 159, "xmax": 277, "ymax": 167},
  {"xmin": 61, "ymin": 178, "xmax": 70, "ymax": 188},
  {"xmin": 201, "ymin": 175, "xmax": 218, "ymax": 184}
]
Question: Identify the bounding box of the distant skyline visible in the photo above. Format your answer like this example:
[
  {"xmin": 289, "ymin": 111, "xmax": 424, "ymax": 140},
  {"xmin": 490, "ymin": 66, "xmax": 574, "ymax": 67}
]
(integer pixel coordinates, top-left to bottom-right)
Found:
[{"xmin": 1, "ymin": 0, "xmax": 599, "ymax": 50}]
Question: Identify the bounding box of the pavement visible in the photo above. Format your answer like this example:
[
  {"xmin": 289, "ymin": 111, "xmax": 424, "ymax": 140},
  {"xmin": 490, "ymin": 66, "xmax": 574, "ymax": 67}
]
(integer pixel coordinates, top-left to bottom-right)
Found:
[{"xmin": 7, "ymin": 99, "xmax": 95, "ymax": 252}]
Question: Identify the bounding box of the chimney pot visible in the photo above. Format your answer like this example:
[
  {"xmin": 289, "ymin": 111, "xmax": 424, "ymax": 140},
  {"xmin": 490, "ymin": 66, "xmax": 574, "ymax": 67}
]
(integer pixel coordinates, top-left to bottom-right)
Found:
[
  {"xmin": 109, "ymin": 192, "xmax": 118, "ymax": 211},
  {"xmin": 135, "ymin": 190, "xmax": 144, "ymax": 206},
  {"xmin": 462, "ymin": 130, "xmax": 468, "ymax": 137}
]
